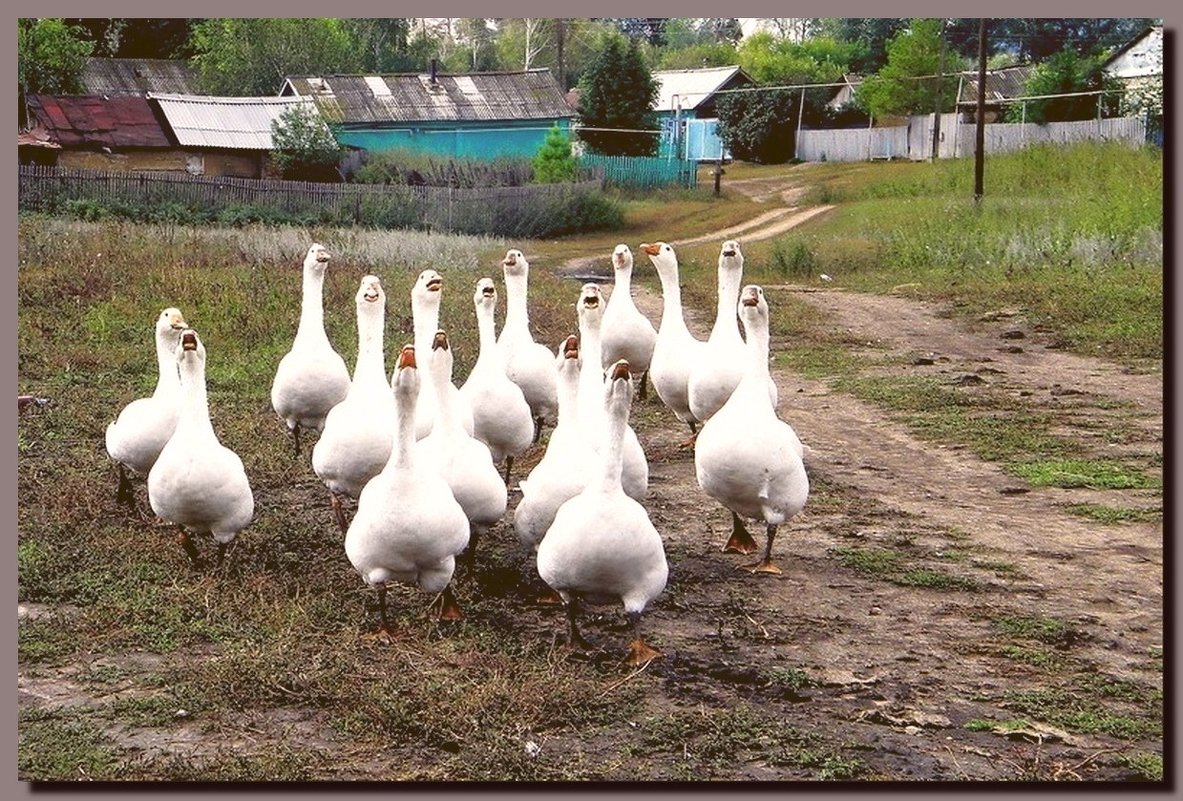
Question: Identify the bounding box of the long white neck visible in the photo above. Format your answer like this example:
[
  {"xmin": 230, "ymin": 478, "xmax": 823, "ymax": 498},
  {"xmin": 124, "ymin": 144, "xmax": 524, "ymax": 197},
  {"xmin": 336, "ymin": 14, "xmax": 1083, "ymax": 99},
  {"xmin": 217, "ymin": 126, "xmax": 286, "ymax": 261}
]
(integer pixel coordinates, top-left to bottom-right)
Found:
[
  {"xmin": 474, "ymin": 302, "xmax": 500, "ymax": 372},
  {"xmin": 295, "ymin": 265, "xmax": 327, "ymax": 346},
  {"xmin": 613, "ymin": 265, "xmax": 634, "ymax": 305},
  {"xmin": 176, "ymin": 356, "xmax": 215, "ymax": 440},
  {"xmin": 596, "ymin": 386, "xmax": 628, "ymax": 493},
  {"xmin": 412, "ymin": 296, "xmax": 440, "ymax": 353},
  {"xmin": 742, "ymin": 310, "xmax": 772, "ymax": 384},
  {"xmin": 428, "ymin": 351, "xmax": 461, "ymax": 435},
  {"xmin": 353, "ymin": 303, "xmax": 386, "ymax": 388},
  {"xmin": 655, "ymin": 261, "xmax": 689, "ymax": 335},
  {"xmin": 711, "ymin": 265, "xmax": 743, "ymax": 339},
  {"xmin": 503, "ymin": 272, "xmax": 530, "ymax": 335},
  {"xmin": 391, "ymin": 375, "xmax": 419, "ymax": 469},
  {"xmin": 152, "ymin": 332, "xmax": 180, "ymax": 398},
  {"xmin": 555, "ymin": 359, "xmax": 580, "ymax": 429}
]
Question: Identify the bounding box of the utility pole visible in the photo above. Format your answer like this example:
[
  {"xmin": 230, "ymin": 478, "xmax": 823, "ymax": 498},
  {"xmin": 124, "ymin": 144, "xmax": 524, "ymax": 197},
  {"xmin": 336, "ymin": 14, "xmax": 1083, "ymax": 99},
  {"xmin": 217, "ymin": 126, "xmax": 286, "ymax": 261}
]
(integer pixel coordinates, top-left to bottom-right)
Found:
[
  {"xmin": 931, "ymin": 19, "xmax": 947, "ymax": 161},
  {"xmin": 974, "ymin": 18, "xmax": 987, "ymax": 203},
  {"xmin": 556, "ymin": 19, "xmax": 566, "ymax": 89}
]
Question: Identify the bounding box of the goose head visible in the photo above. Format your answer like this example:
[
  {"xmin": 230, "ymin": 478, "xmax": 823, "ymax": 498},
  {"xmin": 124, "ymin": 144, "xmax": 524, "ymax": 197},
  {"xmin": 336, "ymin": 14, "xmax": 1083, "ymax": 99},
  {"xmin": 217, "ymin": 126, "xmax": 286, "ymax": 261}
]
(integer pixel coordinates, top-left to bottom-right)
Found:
[
  {"xmin": 719, "ymin": 239, "xmax": 743, "ymax": 272},
  {"xmin": 175, "ymin": 328, "xmax": 206, "ymax": 369},
  {"xmin": 393, "ymin": 344, "xmax": 420, "ymax": 398},
  {"xmin": 357, "ymin": 274, "xmax": 384, "ymax": 305},
  {"xmin": 576, "ymin": 283, "xmax": 604, "ymax": 330},
  {"xmin": 612, "ymin": 244, "xmax": 633, "ymax": 273},
  {"xmin": 606, "ymin": 359, "xmax": 634, "ymax": 406},
  {"xmin": 473, "ymin": 277, "xmax": 497, "ymax": 314},
  {"xmin": 738, "ymin": 284, "xmax": 769, "ymax": 336},
  {"xmin": 502, "ymin": 249, "xmax": 529, "ymax": 279},
  {"xmin": 303, "ymin": 243, "xmax": 331, "ymax": 273},
  {"xmin": 640, "ymin": 242, "xmax": 677, "ymax": 278},
  {"xmin": 156, "ymin": 308, "xmax": 188, "ymax": 349},
  {"xmin": 412, "ymin": 269, "xmax": 444, "ymax": 309}
]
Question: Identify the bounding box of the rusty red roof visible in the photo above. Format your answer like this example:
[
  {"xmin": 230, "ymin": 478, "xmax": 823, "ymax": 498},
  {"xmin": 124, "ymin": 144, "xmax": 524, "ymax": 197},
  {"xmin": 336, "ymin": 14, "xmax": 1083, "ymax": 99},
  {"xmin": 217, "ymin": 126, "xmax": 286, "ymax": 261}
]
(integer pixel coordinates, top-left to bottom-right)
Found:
[{"xmin": 24, "ymin": 94, "xmax": 172, "ymax": 149}]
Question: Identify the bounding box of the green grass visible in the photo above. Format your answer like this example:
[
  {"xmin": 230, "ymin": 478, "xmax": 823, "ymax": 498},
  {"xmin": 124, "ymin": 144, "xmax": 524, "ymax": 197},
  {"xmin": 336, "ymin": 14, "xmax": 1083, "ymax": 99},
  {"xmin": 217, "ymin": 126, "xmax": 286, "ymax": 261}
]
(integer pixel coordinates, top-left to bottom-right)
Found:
[
  {"xmin": 1119, "ymin": 752, "xmax": 1164, "ymax": 782},
  {"xmin": 1064, "ymin": 503, "xmax": 1162, "ymax": 524},
  {"xmin": 1005, "ymin": 459, "xmax": 1161, "ymax": 490},
  {"xmin": 832, "ymin": 546, "xmax": 979, "ymax": 592},
  {"xmin": 18, "ymin": 709, "xmax": 126, "ymax": 781}
]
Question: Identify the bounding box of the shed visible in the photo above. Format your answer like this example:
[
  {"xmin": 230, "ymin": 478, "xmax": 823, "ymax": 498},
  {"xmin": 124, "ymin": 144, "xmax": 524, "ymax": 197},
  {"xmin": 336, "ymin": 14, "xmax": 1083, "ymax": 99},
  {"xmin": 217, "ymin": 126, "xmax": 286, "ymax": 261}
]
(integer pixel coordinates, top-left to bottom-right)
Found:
[
  {"xmin": 1102, "ymin": 25, "xmax": 1163, "ymax": 81},
  {"xmin": 955, "ymin": 65, "xmax": 1036, "ymax": 123},
  {"xmin": 651, "ymin": 66, "xmax": 754, "ymax": 160},
  {"xmin": 280, "ymin": 67, "xmax": 576, "ymax": 161},
  {"xmin": 150, "ymin": 93, "xmax": 330, "ymax": 178},
  {"xmin": 22, "ymin": 94, "xmax": 188, "ymax": 171},
  {"xmin": 80, "ymin": 57, "xmax": 201, "ymax": 96}
]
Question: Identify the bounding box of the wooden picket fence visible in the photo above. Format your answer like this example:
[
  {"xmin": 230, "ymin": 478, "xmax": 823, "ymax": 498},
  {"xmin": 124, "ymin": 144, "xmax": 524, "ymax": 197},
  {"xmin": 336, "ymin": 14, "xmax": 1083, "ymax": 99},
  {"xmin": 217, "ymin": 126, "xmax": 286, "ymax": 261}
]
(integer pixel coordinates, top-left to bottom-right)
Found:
[
  {"xmin": 16, "ymin": 165, "xmax": 608, "ymax": 236},
  {"xmin": 577, "ymin": 154, "xmax": 698, "ymax": 189}
]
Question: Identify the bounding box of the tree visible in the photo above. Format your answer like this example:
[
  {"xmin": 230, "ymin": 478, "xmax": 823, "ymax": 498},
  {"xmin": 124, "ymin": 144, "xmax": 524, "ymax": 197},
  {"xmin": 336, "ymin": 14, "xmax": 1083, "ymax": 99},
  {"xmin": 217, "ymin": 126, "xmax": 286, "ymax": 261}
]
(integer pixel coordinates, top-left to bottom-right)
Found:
[
  {"xmin": 190, "ymin": 18, "xmax": 359, "ymax": 96},
  {"xmin": 18, "ymin": 18, "xmax": 94, "ymax": 96},
  {"xmin": 270, "ymin": 103, "xmax": 343, "ymax": 181},
  {"xmin": 987, "ymin": 18, "xmax": 1158, "ymax": 63},
  {"xmin": 813, "ymin": 17, "xmax": 910, "ymax": 73},
  {"xmin": 446, "ymin": 18, "xmax": 498, "ymax": 72},
  {"xmin": 1007, "ymin": 49, "xmax": 1121, "ymax": 124},
  {"xmin": 716, "ymin": 87, "xmax": 798, "ymax": 164},
  {"xmin": 733, "ymin": 32, "xmax": 856, "ymax": 129},
  {"xmin": 496, "ymin": 18, "xmax": 555, "ymax": 71},
  {"xmin": 343, "ymin": 19, "xmax": 425, "ymax": 73},
  {"xmin": 576, "ymin": 33, "xmax": 660, "ymax": 156},
  {"xmin": 854, "ymin": 18, "xmax": 962, "ymax": 119},
  {"xmin": 532, "ymin": 125, "xmax": 578, "ymax": 183}
]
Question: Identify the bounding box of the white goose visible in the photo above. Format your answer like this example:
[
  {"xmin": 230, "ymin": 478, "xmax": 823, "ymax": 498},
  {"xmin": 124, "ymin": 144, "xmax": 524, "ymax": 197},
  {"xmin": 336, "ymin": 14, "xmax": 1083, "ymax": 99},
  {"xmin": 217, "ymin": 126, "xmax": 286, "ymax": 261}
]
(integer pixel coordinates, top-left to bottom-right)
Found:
[
  {"xmin": 148, "ymin": 329, "xmax": 254, "ymax": 568},
  {"xmin": 694, "ymin": 285, "xmax": 808, "ymax": 573},
  {"xmin": 513, "ymin": 335, "xmax": 593, "ymax": 551},
  {"xmin": 576, "ymin": 283, "xmax": 649, "ymax": 502},
  {"xmin": 104, "ymin": 306, "xmax": 187, "ymax": 509},
  {"xmin": 688, "ymin": 240, "xmax": 777, "ymax": 424},
  {"xmin": 346, "ymin": 344, "xmax": 471, "ymax": 633},
  {"xmin": 311, "ymin": 275, "xmax": 395, "ymax": 535},
  {"xmin": 270, "ymin": 243, "xmax": 351, "ymax": 457},
  {"xmin": 399, "ymin": 269, "xmax": 475, "ymax": 440},
  {"xmin": 536, "ymin": 360, "xmax": 669, "ymax": 666},
  {"xmin": 418, "ymin": 329, "xmax": 508, "ymax": 573},
  {"xmin": 641, "ymin": 242, "xmax": 706, "ymax": 439},
  {"xmin": 459, "ymin": 278, "xmax": 534, "ymax": 485},
  {"xmin": 600, "ymin": 244, "xmax": 658, "ymax": 400},
  {"xmin": 496, "ymin": 249, "xmax": 558, "ymax": 442}
]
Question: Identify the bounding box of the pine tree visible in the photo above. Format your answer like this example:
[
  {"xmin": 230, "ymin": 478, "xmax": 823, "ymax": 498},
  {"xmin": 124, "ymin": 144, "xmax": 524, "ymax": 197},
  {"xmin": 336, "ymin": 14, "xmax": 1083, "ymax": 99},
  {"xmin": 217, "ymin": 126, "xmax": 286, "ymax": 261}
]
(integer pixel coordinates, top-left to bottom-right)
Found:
[
  {"xmin": 577, "ymin": 34, "xmax": 660, "ymax": 157},
  {"xmin": 532, "ymin": 125, "xmax": 578, "ymax": 183}
]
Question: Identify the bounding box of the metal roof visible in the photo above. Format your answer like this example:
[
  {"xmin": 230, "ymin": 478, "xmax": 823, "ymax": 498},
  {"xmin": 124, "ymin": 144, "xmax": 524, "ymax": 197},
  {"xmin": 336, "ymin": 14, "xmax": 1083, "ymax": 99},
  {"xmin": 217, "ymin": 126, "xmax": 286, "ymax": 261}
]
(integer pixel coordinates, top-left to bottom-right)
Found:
[
  {"xmin": 150, "ymin": 94, "xmax": 322, "ymax": 150},
  {"xmin": 81, "ymin": 57, "xmax": 200, "ymax": 96},
  {"xmin": 24, "ymin": 94, "xmax": 172, "ymax": 149},
  {"xmin": 958, "ymin": 65, "xmax": 1037, "ymax": 105},
  {"xmin": 652, "ymin": 66, "xmax": 747, "ymax": 112},
  {"xmin": 280, "ymin": 69, "xmax": 575, "ymax": 125}
]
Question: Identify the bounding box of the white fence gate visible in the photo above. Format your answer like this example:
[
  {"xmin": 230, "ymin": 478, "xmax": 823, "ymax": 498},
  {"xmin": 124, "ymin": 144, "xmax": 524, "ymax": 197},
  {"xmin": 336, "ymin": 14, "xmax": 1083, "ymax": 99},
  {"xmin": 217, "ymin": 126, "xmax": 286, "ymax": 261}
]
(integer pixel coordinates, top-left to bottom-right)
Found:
[{"xmin": 796, "ymin": 115, "xmax": 1148, "ymax": 163}]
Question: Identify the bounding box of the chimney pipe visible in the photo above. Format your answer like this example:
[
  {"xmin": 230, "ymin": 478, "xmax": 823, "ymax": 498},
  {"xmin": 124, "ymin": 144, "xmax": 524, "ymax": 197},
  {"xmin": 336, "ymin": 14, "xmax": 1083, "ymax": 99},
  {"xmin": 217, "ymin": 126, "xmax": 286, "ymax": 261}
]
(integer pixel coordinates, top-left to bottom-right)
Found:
[{"xmin": 430, "ymin": 58, "xmax": 438, "ymax": 84}]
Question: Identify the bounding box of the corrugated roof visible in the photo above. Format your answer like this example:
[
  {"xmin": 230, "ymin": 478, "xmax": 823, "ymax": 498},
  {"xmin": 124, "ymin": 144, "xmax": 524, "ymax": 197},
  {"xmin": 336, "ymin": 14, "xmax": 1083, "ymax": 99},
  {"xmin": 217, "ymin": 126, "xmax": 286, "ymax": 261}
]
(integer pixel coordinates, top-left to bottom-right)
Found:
[
  {"xmin": 958, "ymin": 65, "xmax": 1037, "ymax": 105},
  {"xmin": 81, "ymin": 57, "xmax": 200, "ymax": 96},
  {"xmin": 150, "ymin": 94, "xmax": 321, "ymax": 150},
  {"xmin": 652, "ymin": 66, "xmax": 746, "ymax": 112},
  {"xmin": 281, "ymin": 69, "xmax": 575, "ymax": 125},
  {"xmin": 24, "ymin": 94, "xmax": 172, "ymax": 148}
]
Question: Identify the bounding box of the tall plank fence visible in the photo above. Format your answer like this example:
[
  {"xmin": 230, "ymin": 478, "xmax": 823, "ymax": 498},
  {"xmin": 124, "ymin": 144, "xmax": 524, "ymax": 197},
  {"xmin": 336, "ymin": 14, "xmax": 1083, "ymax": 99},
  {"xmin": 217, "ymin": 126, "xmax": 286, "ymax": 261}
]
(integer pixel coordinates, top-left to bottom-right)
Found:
[
  {"xmin": 17, "ymin": 166, "xmax": 607, "ymax": 237},
  {"xmin": 577, "ymin": 154, "xmax": 698, "ymax": 189},
  {"xmin": 796, "ymin": 115, "xmax": 1149, "ymax": 163}
]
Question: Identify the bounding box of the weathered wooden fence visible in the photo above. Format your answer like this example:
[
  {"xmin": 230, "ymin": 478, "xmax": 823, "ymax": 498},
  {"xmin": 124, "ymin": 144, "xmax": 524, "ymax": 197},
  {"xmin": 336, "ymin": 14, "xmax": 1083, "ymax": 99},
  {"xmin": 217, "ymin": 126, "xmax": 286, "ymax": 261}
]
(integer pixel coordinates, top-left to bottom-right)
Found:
[
  {"xmin": 577, "ymin": 154, "xmax": 698, "ymax": 189},
  {"xmin": 796, "ymin": 115, "xmax": 1149, "ymax": 163},
  {"xmin": 17, "ymin": 166, "xmax": 607, "ymax": 236}
]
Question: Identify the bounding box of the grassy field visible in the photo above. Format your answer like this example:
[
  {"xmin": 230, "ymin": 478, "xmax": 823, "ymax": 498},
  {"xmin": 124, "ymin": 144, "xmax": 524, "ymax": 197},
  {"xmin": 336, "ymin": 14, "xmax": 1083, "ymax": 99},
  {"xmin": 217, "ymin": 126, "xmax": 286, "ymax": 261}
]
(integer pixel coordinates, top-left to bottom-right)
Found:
[{"xmin": 17, "ymin": 142, "xmax": 1163, "ymax": 781}]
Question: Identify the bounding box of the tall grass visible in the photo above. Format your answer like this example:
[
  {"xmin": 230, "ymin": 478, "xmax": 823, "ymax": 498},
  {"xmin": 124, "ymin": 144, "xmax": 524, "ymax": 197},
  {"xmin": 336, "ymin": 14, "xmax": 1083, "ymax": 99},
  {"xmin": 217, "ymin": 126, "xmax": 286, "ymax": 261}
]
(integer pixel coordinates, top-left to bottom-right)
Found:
[{"xmin": 736, "ymin": 143, "xmax": 1163, "ymax": 363}]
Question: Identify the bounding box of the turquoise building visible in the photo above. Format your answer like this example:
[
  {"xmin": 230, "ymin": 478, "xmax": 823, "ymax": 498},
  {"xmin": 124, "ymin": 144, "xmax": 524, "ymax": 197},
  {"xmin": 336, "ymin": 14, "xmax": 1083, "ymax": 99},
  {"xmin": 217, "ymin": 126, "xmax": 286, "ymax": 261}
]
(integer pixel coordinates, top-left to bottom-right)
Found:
[
  {"xmin": 651, "ymin": 66, "xmax": 754, "ymax": 161},
  {"xmin": 280, "ymin": 67, "xmax": 576, "ymax": 161}
]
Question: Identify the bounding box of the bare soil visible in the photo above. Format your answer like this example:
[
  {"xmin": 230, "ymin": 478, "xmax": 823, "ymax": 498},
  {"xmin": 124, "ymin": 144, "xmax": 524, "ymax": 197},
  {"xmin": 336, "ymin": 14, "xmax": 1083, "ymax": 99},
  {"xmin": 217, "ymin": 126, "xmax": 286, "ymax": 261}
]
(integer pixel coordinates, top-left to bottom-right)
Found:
[{"xmin": 18, "ymin": 173, "xmax": 1163, "ymax": 782}]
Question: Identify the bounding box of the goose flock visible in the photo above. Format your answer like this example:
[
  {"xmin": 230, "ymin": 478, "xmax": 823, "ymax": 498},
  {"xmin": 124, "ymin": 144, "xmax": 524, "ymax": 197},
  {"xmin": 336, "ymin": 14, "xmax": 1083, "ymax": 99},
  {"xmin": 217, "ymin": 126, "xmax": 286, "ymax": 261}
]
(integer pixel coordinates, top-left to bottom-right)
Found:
[{"xmin": 103, "ymin": 239, "xmax": 810, "ymax": 664}]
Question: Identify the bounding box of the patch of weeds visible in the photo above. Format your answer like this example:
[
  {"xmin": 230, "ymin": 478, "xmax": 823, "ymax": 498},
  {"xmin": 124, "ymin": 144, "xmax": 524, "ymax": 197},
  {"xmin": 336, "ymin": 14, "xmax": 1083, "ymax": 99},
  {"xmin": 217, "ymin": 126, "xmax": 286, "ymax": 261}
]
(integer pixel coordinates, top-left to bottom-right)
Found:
[
  {"xmin": 832, "ymin": 546, "xmax": 978, "ymax": 592},
  {"xmin": 18, "ymin": 709, "xmax": 125, "ymax": 781},
  {"xmin": 964, "ymin": 718, "xmax": 1032, "ymax": 733},
  {"xmin": 764, "ymin": 666, "xmax": 817, "ymax": 692},
  {"xmin": 1064, "ymin": 503, "xmax": 1161, "ymax": 524},
  {"xmin": 1001, "ymin": 688, "xmax": 1160, "ymax": 741},
  {"xmin": 1005, "ymin": 459, "xmax": 1161, "ymax": 490},
  {"xmin": 774, "ymin": 344, "xmax": 861, "ymax": 379},
  {"xmin": 108, "ymin": 694, "xmax": 187, "ymax": 728},
  {"xmin": 998, "ymin": 645, "xmax": 1064, "ymax": 670},
  {"xmin": 1118, "ymin": 752, "xmax": 1164, "ymax": 782},
  {"xmin": 142, "ymin": 747, "xmax": 331, "ymax": 781},
  {"xmin": 991, "ymin": 615, "xmax": 1079, "ymax": 648},
  {"xmin": 18, "ymin": 618, "xmax": 79, "ymax": 664},
  {"xmin": 970, "ymin": 559, "xmax": 1022, "ymax": 578}
]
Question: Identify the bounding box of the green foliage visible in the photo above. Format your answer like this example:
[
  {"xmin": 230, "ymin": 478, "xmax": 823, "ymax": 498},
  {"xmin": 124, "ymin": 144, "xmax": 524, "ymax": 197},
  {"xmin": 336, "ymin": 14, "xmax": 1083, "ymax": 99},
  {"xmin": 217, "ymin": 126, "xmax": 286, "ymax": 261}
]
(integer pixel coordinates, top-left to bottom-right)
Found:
[
  {"xmin": 18, "ymin": 18, "xmax": 94, "ymax": 95},
  {"xmin": 657, "ymin": 41, "xmax": 738, "ymax": 70},
  {"xmin": 341, "ymin": 19, "xmax": 422, "ymax": 73},
  {"xmin": 352, "ymin": 149, "xmax": 535, "ymax": 188},
  {"xmin": 1005, "ymin": 459, "xmax": 1160, "ymax": 490},
  {"xmin": 190, "ymin": 18, "xmax": 358, "ymax": 96},
  {"xmin": 577, "ymin": 33, "xmax": 661, "ymax": 156},
  {"xmin": 269, "ymin": 104, "xmax": 343, "ymax": 180},
  {"xmin": 855, "ymin": 18, "xmax": 962, "ymax": 118},
  {"xmin": 1007, "ymin": 49, "xmax": 1122, "ymax": 124},
  {"xmin": 736, "ymin": 31, "xmax": 853, "ymax": 85},
  {"xmin": 716, "ymin": 87, "xmax": 799, "ymax": 164},
  {"xmin": 532, "ymin": 126, "xmax": 578, "ymax": 184}
]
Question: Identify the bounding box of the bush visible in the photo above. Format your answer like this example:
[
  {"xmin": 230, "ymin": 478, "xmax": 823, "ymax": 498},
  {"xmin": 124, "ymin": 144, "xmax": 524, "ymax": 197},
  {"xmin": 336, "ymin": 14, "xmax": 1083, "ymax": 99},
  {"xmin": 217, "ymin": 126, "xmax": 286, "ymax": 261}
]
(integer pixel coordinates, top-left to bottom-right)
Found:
[
  {"xmin": 352, "ymin": 149, "xmax": 534, "ymax": 187},
  {"xmin": 532, "ymin": 126, "xmax": 579, "ymax": 184}
]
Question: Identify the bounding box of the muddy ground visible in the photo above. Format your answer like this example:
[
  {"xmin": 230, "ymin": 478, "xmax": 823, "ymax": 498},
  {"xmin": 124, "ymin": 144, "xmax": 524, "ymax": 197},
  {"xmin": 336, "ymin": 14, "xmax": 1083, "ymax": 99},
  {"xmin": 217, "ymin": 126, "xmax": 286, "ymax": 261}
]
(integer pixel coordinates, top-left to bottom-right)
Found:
[{"xmin": 18, "ymin": 175, "xmax": 1164, "ymax": 783}]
